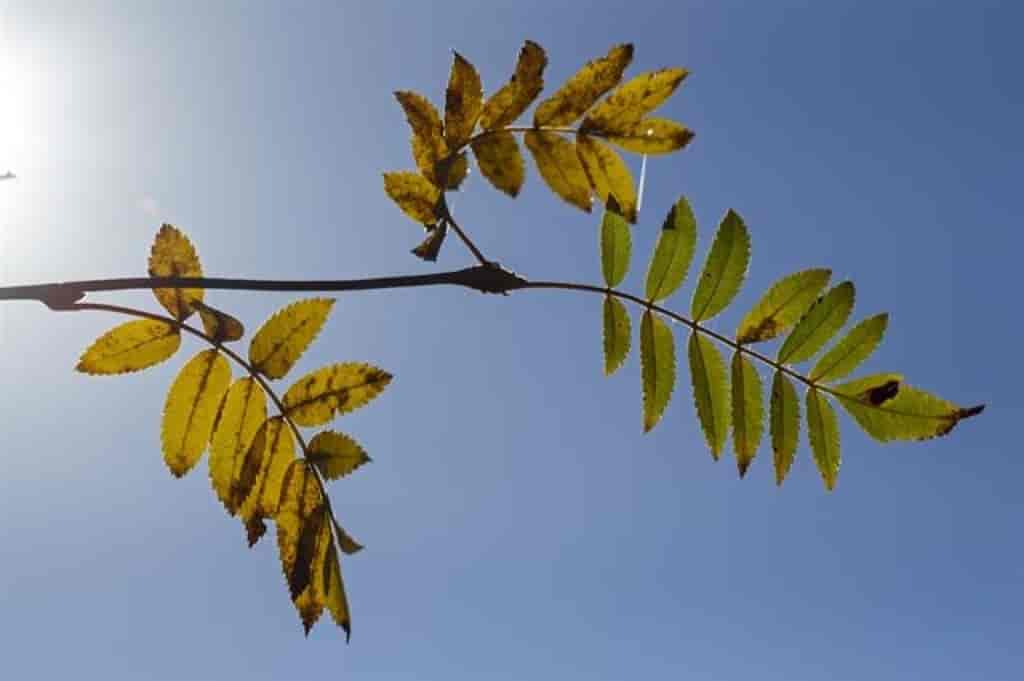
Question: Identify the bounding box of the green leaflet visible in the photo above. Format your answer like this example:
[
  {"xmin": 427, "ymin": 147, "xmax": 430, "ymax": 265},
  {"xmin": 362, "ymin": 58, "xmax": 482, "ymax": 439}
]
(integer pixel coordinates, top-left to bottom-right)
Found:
[
  {"xmin": 644, "ymin": 196, "xmax": 697, "ymax": 302},
  {"xmin": 810, "ymin": 314, "xmax": 888, "ymax": 383},
  {"xmin": 777, "ymin": 282, "xmax": 855, "ymax": 365},
  {"xmin": 688, "ymin": 331, "xmax": 730, "ymax": 458},
  {"xmin": 770, "ymin": 370, "xmax": 800, "ymax": 486},
  {"xmin": 730, "ymin": 352, "xmax": 763, "ymax": 477},
  {"xmin": 603, "ymin": 295, "xmax": 631, "ymax": 376},
  {"xmin": 600, "ymin": 198, "xmax": 631, "ymax": 287},
  {"xmin": 736, "ymin": 269, "xmax": 831, "ymax": 344},
  {"xmin": 833, "ymin": 378, "xmax": 984, "ymax": 442},
  {"xmin": 806, "ymin": 388, "xmax": 841, "ymax": 491},
  {"xmin": 690, "ymin": 210, "xmax": 751, "ymax": 322},
  {"xmin": 640, "ymin": 310, "xmax": 675, "ymax": 432}
]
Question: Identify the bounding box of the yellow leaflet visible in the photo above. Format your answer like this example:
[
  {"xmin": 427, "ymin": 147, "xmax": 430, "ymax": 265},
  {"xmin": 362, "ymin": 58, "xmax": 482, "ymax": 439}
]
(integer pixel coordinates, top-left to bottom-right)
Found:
[
  {"xmin": 534, "ymin": 43, "xmax": 633, "ymax": 127},
  {"xmin": 283, "ymin": 362, "xmax": 393, "ymax": 427},
  {"xmin": 76, "ymin": 319, "xmax": 181, "ymax": 375},
  {"xmin": 324, "ymin": 544, "xmax": 352, "ymax": 640},
  {"xmin": 411, "ymin": 222, "xmax": 448, "ymax": 262},
  {"xmin": 148, "ymin": 224, "xmax": 204, "ymax": 321},
  {"xmin": 523, "ymin": 130, "xmax": 592, "ymax": 212},
  {"xmin": 307, "ymin": 430, "xmax": 370, "ymax": 480},
  {"xmin": 576, "ymin": 135, "xmax": 637, "ymax": 222},
  {"xmin": 383, "ymin": 171, "xmax": 441, "ymax": 225},
  {"xmin": 834, "ymin": 378, "xmax": 984, "ymax": 442},
  {"xmin": 249, "ymin": 298, "xmax": 335, "ymax": 380},
  {"xmin": 162, "ymin": 349, "xmax": 232, "ymax": 478},
  {"xmin": 277, "ymin": 461, "xmax": 328, "ymax": 634},
  {"xmin": 444, "ymin": 52, "xmax": 483, "ymax": 149},
  {"xmin": 605, "ymin": 118, "xmax": 694, "ymax": 155},
  {"xmin": 236, "ymin": 416, "xmax": 296, "ymax": 522},
  {"xmin": 479, "ymin": 40, "xmax": 547, "ymax": 130},
  {"xmin": 443, "ymin": 152, "xmax": 469, "ymax": 190},
  {"xmin": 332, "ymin": 515, "xmax": 364, "ymax": 556},
  {"xmin": 192, "ymin": 300, "xmax": 244, "ymax": 343},
  {"xmin": 394, "ymin": 90, "xmax": 447, "ymax": 185},
  {"xmin": 584, "ymin": 68, "xmax": 688, "ymax": 132},
  {"xmin": 209, "ymin": 377, "xmax": 267, "ymax": 512},
  {"xmin": 471, "ymin": 131, "xmax": 525, "ymax": 197}
]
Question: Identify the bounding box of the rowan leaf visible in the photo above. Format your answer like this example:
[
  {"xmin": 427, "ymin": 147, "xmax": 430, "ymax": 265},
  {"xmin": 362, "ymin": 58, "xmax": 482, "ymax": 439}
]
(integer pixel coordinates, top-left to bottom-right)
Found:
[
  {"xmin": 471, "ymin": 132, "xmax": 525, "ymax": 197},
  {"xmin": 76, "ymin": 319, "xmax": 181, "ymax": 375},
  {"xmin": 806, "ymin": 388, "xmax": 841, "ymax": 491},
  {"xmin": 523, "ymin": 130, "xmax": 592, "ymax": 212},
  {"xmin": 411, "ymin": 221, "xmax": 448, "ymax": 262},
  {"xmin": 810, "ymin": 313, "xmax": 888, "ymax": 383},
  {"xmin": 383, "ymin": 171, "xmax": 441, "ymax": 225},
  {"xmin": 324, "ymin": 542, "xmax": 352, "ymax": 640},
  {"xmin": 583, "ymin": 68, "xmax": 688, "ymax": 132},
  {"xmin": 688, "ymin": 331, "xmax": 730, "ymax": 458},
  {"xmin": 249, "ymin": 298, "xmax": 335, "ymax": 380},
  {"xmin": 777, "ymin": 282, "xmax": 855, "ymax": 365},
  {"xmin": 333, "ymin": 516, "xmax": 364, "ymax": 556},
  {"xmin": 148, "ymin": 224, "xmax": 203, "ymax": 321},
  {"xmin": 277, "ymin": 461, "xmax": 330, "ymax": 634},
  {"xmin": 308, "ymin": 430, "xmax": 370, "ymax": 481},
  {"xmin": 394, "ymin": 90, "xmax": 447, "ymax": 185},
  {"xmin": 736, "ymin": 269, "xmax": 832, "ymax": 344},
  {"xmin": 192, "ymin": 300, "xmax": 244, "ymax": 344},
  {"xmin": 730, "ymin": 352, "xmax": 763, "ymax": 477},
  {"xmin": 534, "ymin": 43, "xmax": 633, "ymax": 127},
  {"xmin": 603, "ymin": 295, "xmax": 631, "ymax": 376},
  {"xmin": 283, "ymin": 363, "xmax": 393, "ymax": 427},
  {"xmin": 644, "ymin": 196, "xmax": 697, "ymax": 302},
  {"xmin": 161, "ymin": 349, "xmax": 232, "ymax": 478},
  {"xmin": 234, "ymin": 416, "xmax": 297, "ymax": 522},
  {"xmin": 479, "ymin": 40, "xmax": 547, "ymax": 130},
  {"xmin": 770, "ymin": 370, "xmax": 800, "ymax": 486},
  {"xmin": 210, "ymin": 377, "xmax": 267, "ymax": 513},
  {"xmin": 442, "ymin": 152, "xmax": 469, "ymax": 191},
  {"xmin": 640, "ymin": 309, "xmax": 676, "ymax": 432},
  {"xmin": 444, "ymin": 51, "xmax": 483, "ymax": 149},
  {"xmin": 605, "ymin": 118, "xmax": 694, "ymax": 155},
  {"xmin": 576, "ymin": 135, "xmax": 637, "ymax": 222},
  {"xmin": 600, "ymin": 197, "xmax": 631, "ymax": 287},
  {"xmin": 833, "ymin": 378, "xmax": 984, "ymax": 442},
  {"xmin": 690, "ymin": 210, "xmax": 751, "ymax": 322}
]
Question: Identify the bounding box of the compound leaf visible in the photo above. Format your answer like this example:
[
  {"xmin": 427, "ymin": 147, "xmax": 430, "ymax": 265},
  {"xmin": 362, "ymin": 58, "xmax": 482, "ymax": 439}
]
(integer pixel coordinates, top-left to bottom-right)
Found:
[
  {"xmin": 479, "ymin": 40, "xmax": 547, "ymax": 130},
  {"xmin": 688, "ymin": 331, "xmax": 730, "ymax": 458},
  {"xmin": 770, "ymin": 370, "xmax": 800, "ymax": 486},
  {"xmin": 730, "ymin": 351, "xmax": 763, "ymax": 477},
  {"xmin": 777, "ymin": 282, "xmax": 855, "ymax": 364},
  {"xmin": 444, "ymin": 51, "xmax": 483, "ymax": 149},
  {"xmin": 736, "ymin": 269, "xmax": 831, "ymax": 344},
  {"xmin": 192, "ymin": 300, "xmax": 244, "ymax": 344},
  {"xmin": 810, "ymin": 313, "xmax": 888, "ymax": 383},
  {"xmin": 603, "ymin": 295, "xmax": 631, "ymax": 376},
  {"xmin": 283, "ymin": 363, "xmax": 393, "ymax": 427},
  {"xmin": 148, "ymin": 224, "xmax": 204, "ymax": 321},
  {"xmin": 394, "ymin": 90, "xmax": 447, "ymax": 185},
  {"xmin": 308, "ymin": 430, "xmax": 370, "ymax": 480},
  {"xmin": 383, "ymin": 171, "xmax": 441, "ymax": 225},
  {"xmin": 576, "ymin": 135, "xmax": 637, "ymax": 222},
  {"xmin": 76, "ymin": 319, "xmax": 181, "ymax": 375},
  {"xmin": 645, "ymin": 196, "xmax": 697, "ymax": 302},
  {"xmin": 600, "ymin": 197, "xmax": 631, "ymax": 287},
  {"xmin": 640, "ymin": 310, "xmax": 676, "ymax": 432},
  {"xmin": 691, "ymin": 210, "xmax": 751, "ymax": 322},
  {"xmin": 523, "ymin": 130, "xmax": 592, "ymax": 212},
  {"xmin": 534, "ymin": 43, "xmax": 633, "ymax": 127},
  {"xmin": 162, "ymin": 349, "xmax": 232, "ymax": 478},
  {"xmin": 605, "ymin": 118, "xmax": 694, "ymax": 155},
  {"xmin": 210, "ymin": 377, "xmax": 267, "ymax": 512},
  {"xmin": 471, "ymin": 131, "xmax": 525, "ymax": 197},
  {"xmin": 806, "ymin": 388, "xmax": 841, "ymax": 490},
  {"xmin": 249, "ymin": 298, "xmax": 335, "ymax": 380},
  {"xmin": 583, "ymin": 68, "xmax": 688, "ymax": 132}
]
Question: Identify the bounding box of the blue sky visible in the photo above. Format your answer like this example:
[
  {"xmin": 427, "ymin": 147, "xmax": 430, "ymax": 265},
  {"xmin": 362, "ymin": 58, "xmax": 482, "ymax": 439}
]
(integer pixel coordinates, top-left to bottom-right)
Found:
[{"xmin": 1, "ymin": 1, "xmax": 1021, "ymax": 679}]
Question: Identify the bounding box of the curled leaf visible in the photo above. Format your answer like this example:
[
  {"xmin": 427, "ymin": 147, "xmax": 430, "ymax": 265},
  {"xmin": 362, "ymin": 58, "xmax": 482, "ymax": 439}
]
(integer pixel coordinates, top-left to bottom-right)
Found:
[
  {"xmin": 283, "ymin": 363, "xmax": 393, "ymax": 427},
  {"xmin": 162, "ymin": 349, "xmax": 232, "ymax": 478},
  {"xmin": 249, "ymin": 298, "xmax": 335, "ymax": 380},
  {"xmin": 76, "ymin": 320, "xmax": 181, "ymax": 375},
  {"xmin": 192, "ymin": 300, "xmax": 244, "ymax": 344},
  {"xmin": 534, "ymin": 43, "xmax": 634, "ymax": 127},
  {"xmin": 411, "ymin": 221, "xmax": 448, "ymax": 262},
  {"xmin": 149, "ymin": 224, "xmax": 204, "ymax": 321}
]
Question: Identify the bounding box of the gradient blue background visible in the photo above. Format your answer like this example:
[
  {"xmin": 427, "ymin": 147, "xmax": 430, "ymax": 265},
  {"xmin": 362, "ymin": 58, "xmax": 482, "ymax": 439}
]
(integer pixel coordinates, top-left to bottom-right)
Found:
[{"xmin": 1, "ymin": 2, "xmax": 1020, "ymax": 679}]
